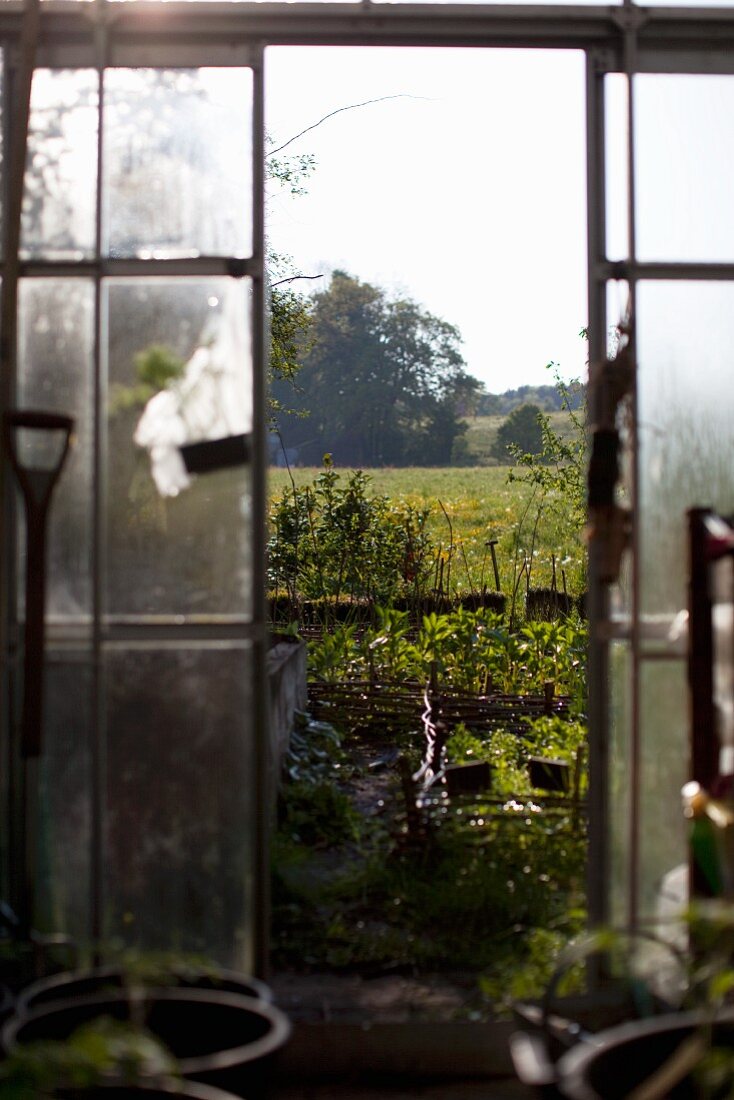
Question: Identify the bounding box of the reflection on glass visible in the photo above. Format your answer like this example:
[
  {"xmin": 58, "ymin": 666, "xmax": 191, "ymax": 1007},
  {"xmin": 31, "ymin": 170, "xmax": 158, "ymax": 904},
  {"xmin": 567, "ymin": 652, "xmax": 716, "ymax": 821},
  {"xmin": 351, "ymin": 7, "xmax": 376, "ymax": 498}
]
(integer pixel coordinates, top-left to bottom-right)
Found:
[
  {"xmin": 21, "ymin": 70, "xmax": 98, "ymax": 260},
  {"xmin": 636, "ymin": 76, "xmax": 734, "ymax": 262},
  {"xmin": 106, "ymin": 278, "xmax": 253, "ymax": 616},
  {"xmin": 105, "ymin": 645, "xmax": 254, "ymax": 970},
  {"xmin": 638, "ymin": 282, "xmax": 734, "ymax": 617},
  {"xmin": 18, "ymin": 279, "xmax": 95, "ymax": 618},
  {"xmin": 104, "ymin": 69, "xmax": 252, "ymax": 258}
]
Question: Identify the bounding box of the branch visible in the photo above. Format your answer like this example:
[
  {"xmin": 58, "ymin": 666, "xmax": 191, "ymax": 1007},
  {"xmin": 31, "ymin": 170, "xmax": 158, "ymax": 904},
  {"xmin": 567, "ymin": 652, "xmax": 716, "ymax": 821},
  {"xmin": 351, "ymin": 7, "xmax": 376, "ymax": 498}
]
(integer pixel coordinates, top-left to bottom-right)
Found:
[
  {"xmin": 266, "ymin": 94, "xmax": 428, "ymax": 157},
  {"xmin": 270, "ymin": 274, "xmax": 324, "ymax": 289}
]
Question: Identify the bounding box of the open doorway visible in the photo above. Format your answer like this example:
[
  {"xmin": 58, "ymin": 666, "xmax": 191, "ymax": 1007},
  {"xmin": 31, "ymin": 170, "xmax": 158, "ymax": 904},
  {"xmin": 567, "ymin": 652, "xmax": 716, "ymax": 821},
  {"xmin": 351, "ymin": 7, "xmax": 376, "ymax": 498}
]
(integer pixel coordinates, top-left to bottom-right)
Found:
[{"xmin": 264, "ymin": 45, "xmax": 589, "ymax": 1025}]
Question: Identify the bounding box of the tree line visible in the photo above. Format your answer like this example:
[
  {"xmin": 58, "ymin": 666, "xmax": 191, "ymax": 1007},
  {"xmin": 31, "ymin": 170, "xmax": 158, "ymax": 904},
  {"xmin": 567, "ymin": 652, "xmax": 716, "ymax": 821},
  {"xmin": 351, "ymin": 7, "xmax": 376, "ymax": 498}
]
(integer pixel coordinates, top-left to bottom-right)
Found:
[
  {"xmin": 476, "ymin": 381, "xmax": 585, "ymax": 417},
  {"xmin": 271, "ymin": 270, "xmax": 482, "ymax": 467}
]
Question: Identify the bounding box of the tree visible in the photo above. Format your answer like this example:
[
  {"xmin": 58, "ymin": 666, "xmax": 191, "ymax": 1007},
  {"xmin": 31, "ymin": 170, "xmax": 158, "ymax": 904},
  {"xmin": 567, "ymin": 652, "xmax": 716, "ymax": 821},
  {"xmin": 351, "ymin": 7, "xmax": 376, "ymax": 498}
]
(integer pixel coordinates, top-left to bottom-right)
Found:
[
  {"xmin": 272, "ymin": 270, "xmax": 481, "ymax": 467},
  {"xmin": 492, "ymin": 403, "xmax": 544, "ymax": 462},
  {"xmin": 264, "ymin": 148, "xmax": 319, "ymax": 408}
]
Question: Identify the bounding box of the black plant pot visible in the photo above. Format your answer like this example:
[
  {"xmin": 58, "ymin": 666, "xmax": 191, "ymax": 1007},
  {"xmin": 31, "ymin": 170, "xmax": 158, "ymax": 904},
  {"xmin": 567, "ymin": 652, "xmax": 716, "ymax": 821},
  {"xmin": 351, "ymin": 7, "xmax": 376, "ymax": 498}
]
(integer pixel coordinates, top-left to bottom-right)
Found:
[
  {"xmin": 58, "ymin": 1084, "xmax": 243, "ymax": 1100},
  {"xmin": 0, "ymin": 983, "xmax": 14, "ymax": 1026},
  {"xmin": 3, "ymin": 989, "xmax": 290, "ymax": 1100},
  {"xmin": 555, "ymin": 1009, "xmax": 734, "ymax": 1100},
  {"xmin": 16, "ymin": 967, "xmax": 272, "ymax": 1016}
]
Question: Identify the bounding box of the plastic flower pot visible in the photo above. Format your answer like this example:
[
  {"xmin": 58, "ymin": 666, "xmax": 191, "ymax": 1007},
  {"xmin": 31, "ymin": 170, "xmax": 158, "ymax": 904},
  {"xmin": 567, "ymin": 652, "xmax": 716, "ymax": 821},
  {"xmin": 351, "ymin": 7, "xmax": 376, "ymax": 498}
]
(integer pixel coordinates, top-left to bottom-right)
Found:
[
  {"xmin": 16, "ymin": 966, "xmax": 272, "ymax": 1016},
  {"xmin": 2, "ymin": 988, "xmax": 291, "ymax": 1100},
  {"xmin": 555, "ymin": 1009, "xmax": 734, "ymax": 1100}
]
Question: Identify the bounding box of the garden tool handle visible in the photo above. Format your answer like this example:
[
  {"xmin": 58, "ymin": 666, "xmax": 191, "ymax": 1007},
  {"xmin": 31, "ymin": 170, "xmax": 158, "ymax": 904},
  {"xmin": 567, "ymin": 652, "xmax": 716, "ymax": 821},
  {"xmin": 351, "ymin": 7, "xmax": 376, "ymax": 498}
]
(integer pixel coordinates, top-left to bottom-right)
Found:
[{"xmin": 3, "ymin": 410, "xmax": 73, "ymax": 759}]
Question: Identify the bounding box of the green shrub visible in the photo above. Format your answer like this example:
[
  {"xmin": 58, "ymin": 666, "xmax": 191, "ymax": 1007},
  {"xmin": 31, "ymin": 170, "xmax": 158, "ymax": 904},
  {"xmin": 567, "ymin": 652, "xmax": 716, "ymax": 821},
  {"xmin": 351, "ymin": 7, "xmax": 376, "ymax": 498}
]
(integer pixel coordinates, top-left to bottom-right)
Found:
[{"xmin": 267, "ymin": 458, "xmax": 435, "ymax": 612}]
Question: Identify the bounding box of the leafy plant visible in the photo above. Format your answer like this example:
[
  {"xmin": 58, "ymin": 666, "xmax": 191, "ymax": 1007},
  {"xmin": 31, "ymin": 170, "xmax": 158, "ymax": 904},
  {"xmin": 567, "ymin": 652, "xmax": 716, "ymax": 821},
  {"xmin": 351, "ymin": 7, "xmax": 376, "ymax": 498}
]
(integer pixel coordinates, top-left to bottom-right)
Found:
[
  {"xmin": 280, "ymin": 779, "xmax": 361, "ymax": 848},
  {"xmin": 307, "ymin": 603, "xmax": 588, "ymax": 699},
  {"xmin": 0, "ymin": 1017, "xmax": 178, "ymax": 1098},
  {"xmin": 516, "ymin": 616, "xmax": 587, "ymax": 705},
  {"xmin": 508, "ymin": 363, "xmax": 587, "ymax": 556},
  {"xmin": 268, "ymin": 459, "xmax": 434, "ymax": 613},
  {"xmin": 278, "ymin": 714, "xmax": 359, "ymax": 848}
]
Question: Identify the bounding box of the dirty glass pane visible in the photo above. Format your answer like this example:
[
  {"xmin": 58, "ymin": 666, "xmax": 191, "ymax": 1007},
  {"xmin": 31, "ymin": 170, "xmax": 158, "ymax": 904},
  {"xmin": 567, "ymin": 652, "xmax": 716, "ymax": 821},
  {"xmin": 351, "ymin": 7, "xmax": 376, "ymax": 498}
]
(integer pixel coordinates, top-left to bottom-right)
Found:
[
  {"xmin": 609, "ymin": 640, "xmax": 632, "ymax": 927},
  {"xmin": 21, "ymin": 70, "xmax": 98, "ymax": 260},
  {"xmin": 106, "ymin": 278, "xmax": 253, "ymax": 617},
  {"xmin": 17, "ymin": 279, "xmax": 95, "ymax": 618},
  {"xmin": 633, "ymin": 281, "xmax": 734, "ymax": 920},
  {"xmin": 37, "ymin": 656, "xmax": 92, "ymax": 943},
  {"xmin": 638, "ymin": 660, "xmax": 688, "ymax": 926},
  {"xmin": 637, "ymin": 282, "xmax": 734, "ymax": 617},
  {"xmin": 104, "ymin": 69, "xmax": 252, "ymax": 258},
  {"xmin": 636, "ymin": 76, "xmax": 734, "ymax": 262},
  {"xmin": 605, "ymin": 74, "xmax": 628, "ymax": 263},
  {"xmin": 105, "ymin": 644, "xmax": 255, "ymax": 970}
]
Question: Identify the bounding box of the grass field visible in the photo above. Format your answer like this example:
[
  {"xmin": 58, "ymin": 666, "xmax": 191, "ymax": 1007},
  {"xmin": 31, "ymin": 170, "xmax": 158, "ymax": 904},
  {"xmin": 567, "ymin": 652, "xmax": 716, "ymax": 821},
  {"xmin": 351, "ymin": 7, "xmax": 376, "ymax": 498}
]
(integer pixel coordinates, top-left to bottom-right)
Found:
[{"xmin": 268, "ymin": 461, "xmax": 586, "ymax": 597}]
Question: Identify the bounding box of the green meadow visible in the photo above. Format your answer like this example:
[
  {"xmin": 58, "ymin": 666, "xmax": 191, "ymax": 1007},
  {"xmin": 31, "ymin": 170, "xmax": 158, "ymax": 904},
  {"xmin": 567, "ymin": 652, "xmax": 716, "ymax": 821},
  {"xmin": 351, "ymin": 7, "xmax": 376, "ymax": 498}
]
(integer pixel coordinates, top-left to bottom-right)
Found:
[{"xmin": 268, "ymin": 462, "xmax": 586, "ymax": 598}]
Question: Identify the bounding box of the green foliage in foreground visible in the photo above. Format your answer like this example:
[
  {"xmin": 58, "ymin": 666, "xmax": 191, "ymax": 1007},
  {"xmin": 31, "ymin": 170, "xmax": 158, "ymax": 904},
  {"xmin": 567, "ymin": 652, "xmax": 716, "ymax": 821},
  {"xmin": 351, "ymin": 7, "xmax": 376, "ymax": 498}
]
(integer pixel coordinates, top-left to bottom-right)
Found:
[{"xmin": 0, "ymin": 1018, "xmax": 177, "ymax": 1098}]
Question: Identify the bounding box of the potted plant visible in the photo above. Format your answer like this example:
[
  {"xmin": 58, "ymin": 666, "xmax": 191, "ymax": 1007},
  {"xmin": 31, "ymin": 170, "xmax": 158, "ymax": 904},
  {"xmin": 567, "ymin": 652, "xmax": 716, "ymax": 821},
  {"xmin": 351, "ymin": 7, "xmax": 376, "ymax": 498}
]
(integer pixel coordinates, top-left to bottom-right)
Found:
[
  {"xmin": 0, "ymin": 1013, "xmax": 249, "ymax": 1100},
  {"xmin": 14, "ymin": 952, "xmax": 272, "ymax": 1017},
  {"xmin": 3, "ymin": 987, "xmax": 290, "ymax": 1100},
  {"xmin": 511, "ymin": 913, "xmax": 734, "ymax": 1099}
]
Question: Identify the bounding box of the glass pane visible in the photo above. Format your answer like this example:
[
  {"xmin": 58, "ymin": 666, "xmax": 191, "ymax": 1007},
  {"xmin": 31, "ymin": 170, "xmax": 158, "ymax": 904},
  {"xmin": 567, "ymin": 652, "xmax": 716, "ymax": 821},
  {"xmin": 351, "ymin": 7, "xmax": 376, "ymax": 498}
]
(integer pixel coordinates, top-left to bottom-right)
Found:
[
  {"xmin": 104, "ymin": 69, "xmax": 252, "ymax": 258},
  {"xmin": 17, "ymin": 279, "xmax": 95, "ymax": 618},
  {"xmin": 637, "ymin": 282, "xmax": 734, "ymax": 617},
  {"xmin": 373, "ymin": 0, "xmax": 616, "ymax": 6},
  {"xmin": 605, "ymin": 74, "xmax": 628, "ymax": 263},
  {"xmin": 638, "ymin": 660, "xmax": 688, "ymax": 923},
  {"xmin": 633, "ymin": 281, "xmax": 734, "ymax": 926},
  {"xmin": 21, "ymin": 70, "xmax": 98, "ymax": 260},
  {"xmin": 105, "ymin": 645, "xmax": 255, "ymax": 970},
  {"xmin": 106, "ymin": 278, "xmax": 253, "ymax": 617},
  {"xmin": 609, "ymin": 640, "xmax": 632, "ymax": 927},
  {"xmin": 37, "ymin": 656, "xmax": 92, "ymax": 942},
  {"xmin": 636, "ymin": 76, "xmax": 734, "ymax": 262}
]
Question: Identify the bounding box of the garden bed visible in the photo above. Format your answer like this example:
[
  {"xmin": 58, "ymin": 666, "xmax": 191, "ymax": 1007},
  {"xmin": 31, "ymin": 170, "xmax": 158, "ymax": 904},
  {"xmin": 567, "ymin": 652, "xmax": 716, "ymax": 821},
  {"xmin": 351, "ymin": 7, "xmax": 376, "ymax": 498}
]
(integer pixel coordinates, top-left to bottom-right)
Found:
[{"xmin": 271, "ymin": 686, "xmax": 587, "ymax": 1018}]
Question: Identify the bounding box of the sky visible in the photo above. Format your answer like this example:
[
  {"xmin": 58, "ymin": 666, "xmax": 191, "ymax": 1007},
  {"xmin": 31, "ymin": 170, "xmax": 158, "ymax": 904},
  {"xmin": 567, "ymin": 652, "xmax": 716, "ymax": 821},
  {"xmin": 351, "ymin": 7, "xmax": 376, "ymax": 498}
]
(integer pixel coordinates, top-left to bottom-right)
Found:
[{"xmin": 264, "ymin": 47, "xmax": 588, "ymax": 394}]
